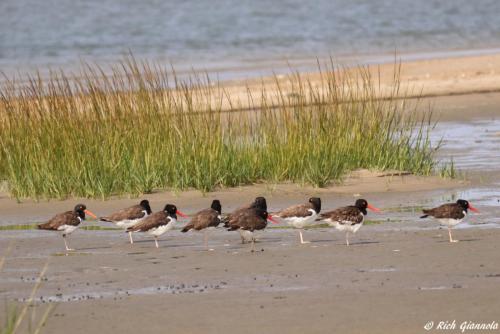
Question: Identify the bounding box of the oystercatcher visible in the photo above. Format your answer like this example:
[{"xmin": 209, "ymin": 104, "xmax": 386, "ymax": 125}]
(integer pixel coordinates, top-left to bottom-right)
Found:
[
  {"xmin": 223, "ymin": 196, "xmax": 267, "ymax": 243},
  {"xmin": 99, "ymin": 199, "xmax": 152, "ymax": 244},
  {"xmin": 222, "ymin": 197, "xmax": 267, "ymax": 226},
  {"xmin": 318, "ymin": 199, "xmax": 380, "ymax": 246},
  {"xmin": 275, "ymin": 197, "xmax": 321, "ymax": 244},
  {"xmin": 420, "ymin": 199, "xmax": 479, "ymax": 242},
  {"xmin": 126, "ymin": 204, "xmax": 188, "ymax": 248},
  {"xmin": 181, "ymin": 200, "xmax": 222, "ymax": 250},
  {"xmin": 227, "ymin": 207, "xmax": 279, "ymax": 252},
  {"xmin": 38, "ymin": 204, "xmax": 97, "ymax": 251}
]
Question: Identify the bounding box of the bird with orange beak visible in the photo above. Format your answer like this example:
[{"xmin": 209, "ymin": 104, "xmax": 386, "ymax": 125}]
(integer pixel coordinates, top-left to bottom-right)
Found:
[
  {"xmin": 126, "ymin": 204, "xmax": 188, "ymax": 248},
  {"xmin": 420, "ymin": 199, "xmax": 479, "ymax": 243},
  {"xmin": 317, "ymin": 199, "xmax": 381, "ymax": 246},
  {"xmin": 38, "ymin": 204, "xmax": 97, "ymax": 251}
]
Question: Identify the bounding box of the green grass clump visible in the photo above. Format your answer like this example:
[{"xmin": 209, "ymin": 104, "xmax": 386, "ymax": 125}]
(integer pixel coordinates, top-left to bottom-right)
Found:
[
  {"xmin": 1, "ymin": 306, "xmax": 17, "ymax": 334},
  {"xmin": 0, "ymin": 57, "xmax": 438, "ymax": 199}
]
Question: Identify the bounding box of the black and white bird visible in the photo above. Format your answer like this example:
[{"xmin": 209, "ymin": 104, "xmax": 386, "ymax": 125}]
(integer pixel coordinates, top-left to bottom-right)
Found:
[
  {"xmin": 318, "ymin": 199, "xmax": 380, "ymax": 246},
  {"xmin": 38, "ymin": 204, "xmax": 97, "ymax": 251},
  {"xmin": 420, "ymin": 199, "xmax": 479, "ymax": 242},
  {"xmin": 126, "ymin": 204, "xmax": 187, "ymax": 248},
  {"xmin": 100, "ymin": 199, "xmax": 152, "ymax": 244},
  {"xmin": 275, "ymin": 197, "xmax": 321, "ymax": 244}
]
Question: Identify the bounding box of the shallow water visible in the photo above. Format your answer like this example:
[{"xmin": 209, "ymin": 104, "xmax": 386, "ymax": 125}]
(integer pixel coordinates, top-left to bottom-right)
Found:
[
  {"xmin": 431, "ymin": 119, "xmax": 500, "ymax": 171},
  {"xmin": 426, "ymin": 119, "xmax": 500, "ymax": 226},
  {"xmin": 2, "ymin": 0, "xmax": 500, "ymax": 75}
]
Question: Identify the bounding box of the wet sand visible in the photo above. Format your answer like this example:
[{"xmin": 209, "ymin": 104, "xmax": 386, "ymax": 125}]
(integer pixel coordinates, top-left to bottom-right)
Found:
[{"xmin": 1, "ymin": 225, "xmax": 500, "ymax": 334}]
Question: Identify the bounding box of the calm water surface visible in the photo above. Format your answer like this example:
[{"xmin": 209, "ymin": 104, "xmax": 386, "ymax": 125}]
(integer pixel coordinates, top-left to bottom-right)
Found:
[{"xmin": 1, "ymin": 0, "xmax": 500, "ymax": 74}]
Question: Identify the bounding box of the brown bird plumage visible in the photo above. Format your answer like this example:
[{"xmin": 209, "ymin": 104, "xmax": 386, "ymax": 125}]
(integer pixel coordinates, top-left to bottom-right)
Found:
[
  {"xmin": 38, "ymin": 210, "xmax": 82, "ymax": 231},
  {"xmin": 100, "ymin": 200, "xmax": 152, "ymax": 244},
  {"xmin": 421, "ymin": 203, "xmax": 466, "ymax": 220},
  {"xmin": 127, "ymin": 211, "xmax": 171, "ymax": 233},
  {"xmin": 277, "ymin": 197, "xmax": 321, "ymax": 218},
  {"xmin": 100, "ymin": 200, "xmax": 152, "ymax": 223},
  {"xmin": 181, "ymin": 200, "xmax": 222, "ymax": 250},
  {"xmin": 182, "ymin": 200, "xmax": 221, "ymax": 232},
  {"xmin": 38, "ymin": 204, "xmax": 97, "ymax": 251},
  {"xmin": 420, "ymin": 199, "xmax": 479, "ymax": 243},
  {"xmin": 276, "ymin": 197, "xmax": 321, "ymax": 244},
  {"xmin": 318, "ymin": 199, "xmax": 380, "ymax": 246},
  {"xmin": 319, "ymin": 206, "xmax": 364, "ymax": 226},
  {"xmin": 277, "ymin": 204, "xmax": 315, "ymax": 219},
  {"xmin": 227, "ymin": 207, "xmax": 277, "ymax": 252},
  {"xmin": 228, "ymin": 209, "xmax": 269, "ymax": 232},
  {"xmin": 126, "ymin": 204, "xmax": 186, "ymax": 248},
  {"xmin": 222, "ymin": 197, "xmax": 267, "ymax": 228}
]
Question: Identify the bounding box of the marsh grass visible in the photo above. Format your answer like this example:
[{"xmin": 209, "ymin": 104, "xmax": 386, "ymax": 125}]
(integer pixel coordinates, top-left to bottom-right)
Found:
[
  {"xmin": 0, "ymin": 57, "xmax": 439, "ymax": 199},
  {"xmin": 1, "ymin": 260, "xmax": 54, "ymax": 334},
  {"xmin": 1, "ymin": 306, "xmax": 17, "ymax": 334}
]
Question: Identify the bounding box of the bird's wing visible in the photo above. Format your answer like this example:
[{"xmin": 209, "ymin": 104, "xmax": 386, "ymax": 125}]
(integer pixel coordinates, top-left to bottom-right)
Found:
[
  {"xmin": 39, "ymin": 211, "xmax": 78, "ymax": 230},
  {"xmin": 424, "ymin": 203, "xmax": 464, "ymax": 219},
  {"xmin": 127, "ymin": 212, "xmax": 167, "ymax": 232},
  {"xmin": 277, "ymin": 203, "xmax": 312, "ymax": 218},
  {"xmin": 102, "ymin": 205, "xmax": 146, "ymax": 221},
  {"xmin": 321, "ymin": 206, "xmax": 363, "ymax": 225},
  {"xmin": 193, "ymin": 209, "xmax": 220, "ymax": 230}
]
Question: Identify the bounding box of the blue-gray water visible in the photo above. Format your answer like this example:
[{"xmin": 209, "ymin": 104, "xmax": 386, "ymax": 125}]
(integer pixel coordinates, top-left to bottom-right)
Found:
[{"xmin": 2, "ymin": 0, "xmax": 500, "ymax": 76}]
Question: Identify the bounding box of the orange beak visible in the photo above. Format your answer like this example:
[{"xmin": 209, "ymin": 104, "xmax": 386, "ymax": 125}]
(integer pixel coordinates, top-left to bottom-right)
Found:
[
  {"xmin": 367, "ymin": 204, "xmax": 381, "ymax": 213},
  {"xmin": 468, "ymin": 203, "xmax": 479, "ymax": 213},
  {"xmin": 176, "ymin": 210, "xmax": 188, "ymax": 218},
  {"xmin": 84, "ymin": 209, "xmax": 97, "ymax": 219},
  {"xmin": 267, "ymin": 215, "xmax": 279, "ymax": 224}
]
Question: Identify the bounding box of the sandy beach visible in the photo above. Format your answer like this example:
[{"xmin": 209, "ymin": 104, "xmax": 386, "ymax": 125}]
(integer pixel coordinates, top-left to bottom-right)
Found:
[
  {"xmin": 200, "ymin": 52, "xmax": 500, "ymax": 113},
  {"xmin": 2, "ymin": 53, "xmax": 500, "ymax": 334}
]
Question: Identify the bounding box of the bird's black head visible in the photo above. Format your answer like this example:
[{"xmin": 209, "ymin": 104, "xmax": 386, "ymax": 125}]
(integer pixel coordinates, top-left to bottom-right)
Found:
[
  {"xmin": 354, "ymin": 199, "xmax": 369, "ymax": 215},
  {"xmin": 211, "ymin": 200, "xmax": 222, "ymax": 214},
  {"xmin": 309, "ymin": 197, "xmax": 321, "ymax": 213},
  {"xmin": 74, "ymin": 204, "xmax": 87, "ymax": 220},
  {"xmin": 164, "ymin": 204, "xmax": 178, "ymax": 219},
  {"xmin": 354, "ymin": 199, "xmax": 381, "ymax": 215},
  {"xmin": 253, "ymin": 207, "xmax": 278, "ymax": 224},
  {"xmin": 252, "ymin": 197, "xmax": 267, "ymax": 211},
  {"xmin": 253, "ymin": 207, "xmax": 269, "ymax": 220},
  {"xmin": 457, "ymin": 199, "xmax": 469, "ymax": 210},
  {"xmin": 456, "ymin": 199, "xmax": 480, "ymax": 214},
  {"xmin": 140, "ymin": 200, "xmax": 152, "ymax": 214}
]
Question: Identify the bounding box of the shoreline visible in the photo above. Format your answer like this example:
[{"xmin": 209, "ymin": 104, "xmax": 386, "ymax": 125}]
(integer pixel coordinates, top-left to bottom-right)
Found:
[
  {"xmin": 5, "ymin": 48, "xmax": 500, "ymax": 100},
  {"xmin": 0, "ymin": 170, "xmax": 465, "ymax": 225}
]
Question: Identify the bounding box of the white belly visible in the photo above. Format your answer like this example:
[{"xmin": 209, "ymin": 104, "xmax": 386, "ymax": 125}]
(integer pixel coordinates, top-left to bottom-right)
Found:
[
  {"xmin": 437, "ymin": 218, "xmax": 463, "ymax": 227},
  {"xmin": 57, "ymin": 225, "xmax": 79, "ymax": 235},
  {"xmin": 282, "ymin": 211, "xmax": 317, "ymax": 229},
  {"xmin": 239, "ymin": 229, "xmax": 254, "ymax": 241},
  {"xmin": 335, "ymin": 221, "xmax": 363, "ymax": 234},
  {"xmin": 115, "ymin": 217, "xmax": 146, "ymax": 229},
  {"xmin": 148, "ymin": 219, "xmax": 176, "ymax": 237}
]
